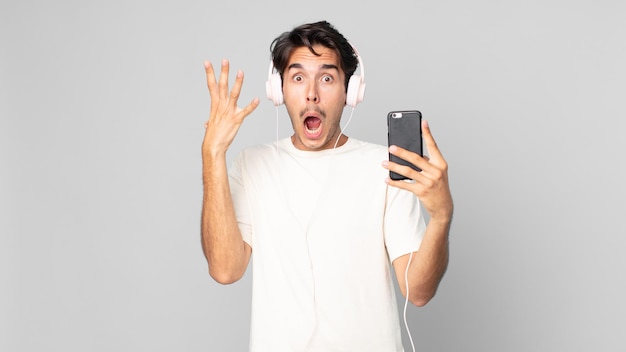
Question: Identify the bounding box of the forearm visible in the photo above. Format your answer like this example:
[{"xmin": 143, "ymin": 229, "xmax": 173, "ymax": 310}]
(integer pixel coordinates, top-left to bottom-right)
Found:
[
  {"xmin": 399, "ymin": 217, "xmax": 451, "ymax": 307},
  {"xmin": 201, "ymin": 151, "xmax": 250, "ymax": 284}
]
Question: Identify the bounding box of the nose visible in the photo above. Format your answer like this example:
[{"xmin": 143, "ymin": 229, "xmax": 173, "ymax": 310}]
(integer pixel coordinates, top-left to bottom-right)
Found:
[{"xmin": 306, "ymin": 83, "xmax": 319, "ymax": 103}]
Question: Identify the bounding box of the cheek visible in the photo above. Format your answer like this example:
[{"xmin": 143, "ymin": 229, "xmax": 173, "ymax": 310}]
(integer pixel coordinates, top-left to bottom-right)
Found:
[
  {"xmin": 321, "ymin": 86, "xmax": 346, "ymax": 103},
  {"xmin": 284, "ymin": 104, "xmax": 302, "ymax": 129},
  {"xmin": 282, "ymin": 82, "xmax": 303, "ymax": 101}
]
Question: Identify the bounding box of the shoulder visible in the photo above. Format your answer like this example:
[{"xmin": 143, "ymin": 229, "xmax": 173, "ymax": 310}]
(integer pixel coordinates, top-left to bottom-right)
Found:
[
  {"xmin": 234, "ymin": 141, "xmax": 276, "ymax": 160},
  {"xmin": 343, "ymin": 138, "xmax": 387, "ymax": 158},
  {"xmin": 229, "ymin": 142, "xmax": 277, "ymax": 173}
]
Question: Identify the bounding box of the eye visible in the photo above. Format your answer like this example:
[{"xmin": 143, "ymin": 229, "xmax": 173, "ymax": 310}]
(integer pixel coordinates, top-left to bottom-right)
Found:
[
  {"xmin": 293, "ymin": 74, "xmax": 304, "ymax": 82},
  {"xmin": 321, "ymin": 75, "xmax": 333, "ymax": 83}
]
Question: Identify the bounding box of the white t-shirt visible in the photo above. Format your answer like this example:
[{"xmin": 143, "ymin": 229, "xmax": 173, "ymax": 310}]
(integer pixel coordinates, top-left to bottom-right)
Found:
[{"xmin": 229, "ymin": 137, "xmax": 426, "ymax": 352}]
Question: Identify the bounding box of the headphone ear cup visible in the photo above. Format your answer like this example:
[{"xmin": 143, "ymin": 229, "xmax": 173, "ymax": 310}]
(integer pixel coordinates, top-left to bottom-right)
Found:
[
  {"xmin": 346, "ymin": 74, "xmax": 365, "ymax": 107},
  {"xmin": 266, "ymin": 73, "xmax": 284, "ymax": 106}
]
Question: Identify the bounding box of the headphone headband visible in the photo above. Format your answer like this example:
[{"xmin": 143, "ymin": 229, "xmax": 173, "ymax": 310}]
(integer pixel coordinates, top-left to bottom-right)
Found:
[{"xmin": 350, "ymin": 44, "xmax": 365, "ymax": 82}]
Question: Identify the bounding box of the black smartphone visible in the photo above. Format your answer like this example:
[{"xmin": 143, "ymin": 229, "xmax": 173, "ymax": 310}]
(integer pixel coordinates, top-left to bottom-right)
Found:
[{"xmin": 387, "ymin": 110, "xmax": 423, "ymax": 180}]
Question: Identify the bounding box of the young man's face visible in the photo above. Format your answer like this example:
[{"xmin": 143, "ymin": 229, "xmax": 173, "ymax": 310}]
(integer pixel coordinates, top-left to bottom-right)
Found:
[{"xmin": 282, "ymin": 44, "xmax": 347, "ymax": 151}]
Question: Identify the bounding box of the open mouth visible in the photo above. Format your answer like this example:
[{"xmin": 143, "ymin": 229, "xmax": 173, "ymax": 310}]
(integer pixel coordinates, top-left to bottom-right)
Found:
[{"xmin": 304, "ymin": 116, "xmax": 322, "ymax": 138}]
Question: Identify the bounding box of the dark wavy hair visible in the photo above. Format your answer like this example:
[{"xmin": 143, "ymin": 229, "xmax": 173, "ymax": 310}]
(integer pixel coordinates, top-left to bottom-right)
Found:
[{"xmin": 270, "ymin": 21, "xmax": 359, "ymax": 91}]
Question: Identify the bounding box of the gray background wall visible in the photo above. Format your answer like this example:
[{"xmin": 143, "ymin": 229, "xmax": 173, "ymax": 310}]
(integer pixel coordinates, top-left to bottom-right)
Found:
[{"xmin": 2, "ymin": 0, "xmax": 625, "ymax": 351}]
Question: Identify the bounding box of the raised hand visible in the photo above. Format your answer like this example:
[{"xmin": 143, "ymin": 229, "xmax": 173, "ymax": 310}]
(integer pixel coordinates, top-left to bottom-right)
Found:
[
  {"xmin": 202, "ymin": 59, "xmax": 260, "ymax": 156},
  {"xmin": 200, "ymin": 60, "xmax": 257, "ymax": 282}
]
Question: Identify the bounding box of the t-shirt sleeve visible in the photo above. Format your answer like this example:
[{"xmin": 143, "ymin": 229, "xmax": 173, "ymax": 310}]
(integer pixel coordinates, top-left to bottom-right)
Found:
[
  {"xmin": 228, "ymin": 152, "xmax": 253, "ymax": 247},
  {"xmin": 383, "ymin": 185, "xmax": 426, "ymax": 262}
]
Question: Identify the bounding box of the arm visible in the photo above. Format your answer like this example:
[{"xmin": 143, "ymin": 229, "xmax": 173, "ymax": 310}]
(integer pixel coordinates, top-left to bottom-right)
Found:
[
  {"xmin": 383, "ymin": 119, "xmax": 453, "ymax": 306},
  {"xmin": 201, "ymin": 59, "xmax": 259, "ymax": 284},
  {"xmin": 391, "ymin": 220, "xmax": 450, "ymax": 307}
]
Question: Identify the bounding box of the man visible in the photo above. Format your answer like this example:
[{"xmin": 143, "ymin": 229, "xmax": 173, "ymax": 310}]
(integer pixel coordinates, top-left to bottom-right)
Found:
[{"xmin": 201, "ymin": 21, "xmax": 453, "ymax": 351}]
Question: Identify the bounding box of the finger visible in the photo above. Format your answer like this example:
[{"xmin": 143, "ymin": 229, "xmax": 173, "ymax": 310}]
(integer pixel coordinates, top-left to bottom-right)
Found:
[
  {"xmin": 383, "ymin": 160, "xmax": 439, "ymax": 199},
  {"xmin": 383, "ymin": 159, "xmax": 431, "ymax": 185},
  {"xmin": 238, "ymin": 97, "xmax": 261, "ymax": 119},
  {"xmin": 385, "ymin": 148, "xmax": 443, "ymax": 190},
  {"xmin": 384, "ymin": 176, "xmax": 429, "ymax": 195},
  {"xmin": 204, "ymin": 61, "xmax": 218, "ymax": 98},
  {"xmin": 422, "ymin": 119, "xmax": 444, "ymax": 163},
  {"xmin": 229, "ymin": 70, "xmax": 245, "ymax": 105},
  {"xmin": 218, "ymin": 59, "xmax": 230, "ymax": 100},
  {"xmin": 388, "ymin": 145, "xmax": 432, "ymax": 174}
]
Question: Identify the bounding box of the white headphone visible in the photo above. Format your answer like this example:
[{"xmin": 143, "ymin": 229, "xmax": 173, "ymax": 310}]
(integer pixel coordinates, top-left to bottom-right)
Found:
[{"xmin": 265, "ymin": 44, "xmax": 366, "ymax": 107}]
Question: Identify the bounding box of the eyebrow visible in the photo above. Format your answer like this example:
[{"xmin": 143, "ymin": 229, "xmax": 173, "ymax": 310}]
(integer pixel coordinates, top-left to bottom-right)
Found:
[{"xmin": 287, "ymin": 63, "xmax": 340, "ymax": 72}]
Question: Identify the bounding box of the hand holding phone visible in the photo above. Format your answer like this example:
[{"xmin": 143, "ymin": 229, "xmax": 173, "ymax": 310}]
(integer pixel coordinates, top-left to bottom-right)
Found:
[{"xmin": 387, "ymin": 110, "xmax": 423, "ymax": 180}]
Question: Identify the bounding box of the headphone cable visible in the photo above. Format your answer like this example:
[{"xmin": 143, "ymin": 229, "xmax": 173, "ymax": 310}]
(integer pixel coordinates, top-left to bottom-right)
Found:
[{"xmin": 404, "ymin": 251, "xmax": 416, "ymax": 352}]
